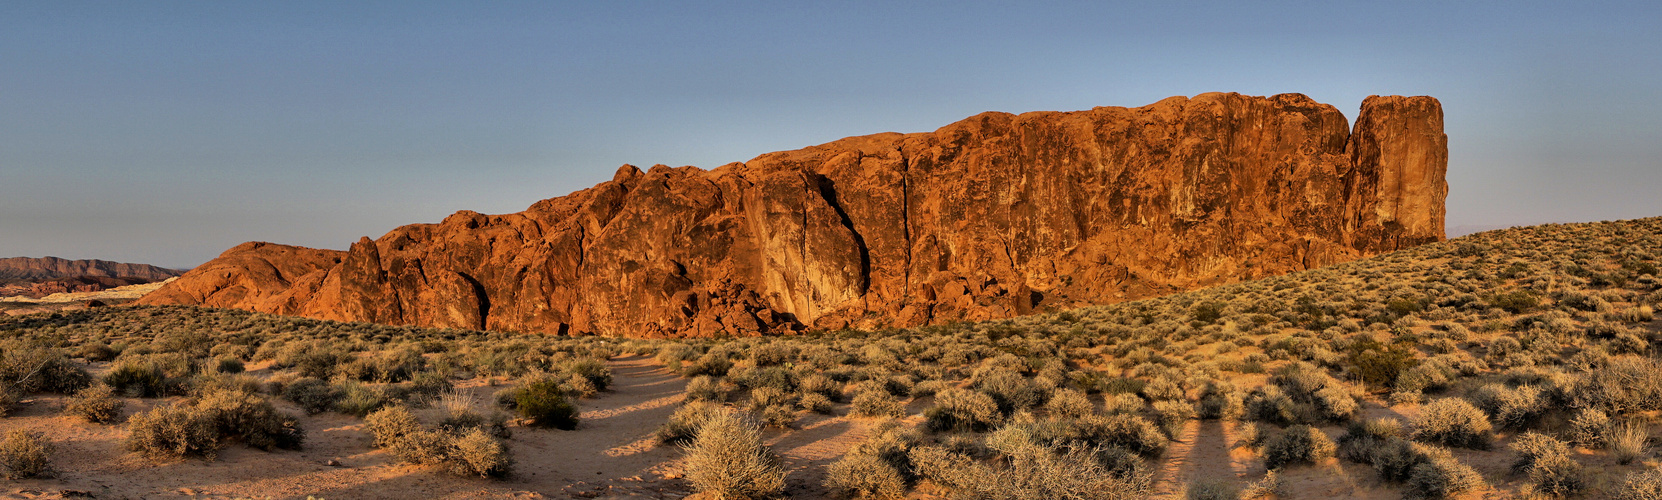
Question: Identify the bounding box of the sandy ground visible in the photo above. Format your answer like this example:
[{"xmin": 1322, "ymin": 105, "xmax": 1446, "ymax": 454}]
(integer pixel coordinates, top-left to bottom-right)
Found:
[
  {"xmin": 0, "ymin": 356, "xmax": 905, "ymax": 500},
  {"xmin": 3, "ymin": 355, "xmax": 1648, "ymax": 499}
]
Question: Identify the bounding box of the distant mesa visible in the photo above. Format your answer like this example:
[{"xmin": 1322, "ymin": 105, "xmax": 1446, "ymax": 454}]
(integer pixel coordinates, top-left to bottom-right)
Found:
[
  {"xmin": 0, "ymin": 257, "xmax": 184, "ymax": 299},
  {"xmin": 141, "ymin": 92, "xmax": 1449, "ymax": 338}
]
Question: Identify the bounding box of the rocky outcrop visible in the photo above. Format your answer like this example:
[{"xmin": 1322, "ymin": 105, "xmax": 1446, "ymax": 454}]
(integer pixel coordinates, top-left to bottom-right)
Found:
[{"xmin": 141, "ymin": 93, "xmax": 1448, "ymax": 337}]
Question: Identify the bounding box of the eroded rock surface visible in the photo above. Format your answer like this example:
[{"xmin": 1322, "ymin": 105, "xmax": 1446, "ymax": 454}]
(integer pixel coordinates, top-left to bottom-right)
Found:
[{"xmin": 141, "ymin": 93, "xmax": 1449, "ymax": 337}]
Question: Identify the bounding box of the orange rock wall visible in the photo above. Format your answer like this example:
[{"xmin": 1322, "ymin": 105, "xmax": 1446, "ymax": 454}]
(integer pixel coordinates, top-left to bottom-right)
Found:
[{"xmin": 140, "ymin": 93, "xmax": 1448, "ymax": 337}]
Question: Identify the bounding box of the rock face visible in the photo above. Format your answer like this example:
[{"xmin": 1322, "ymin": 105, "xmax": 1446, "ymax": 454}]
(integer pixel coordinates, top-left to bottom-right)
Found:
[{"xmin": 141, "ymin": 93, "xmax": 1449, "ymax": 337}]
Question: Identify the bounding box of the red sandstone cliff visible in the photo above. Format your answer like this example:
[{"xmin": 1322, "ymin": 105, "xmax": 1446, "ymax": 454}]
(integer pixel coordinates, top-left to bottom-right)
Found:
[{"xmin": 140, "ymin": 93, "xmax": 1448, "ymax": 337}]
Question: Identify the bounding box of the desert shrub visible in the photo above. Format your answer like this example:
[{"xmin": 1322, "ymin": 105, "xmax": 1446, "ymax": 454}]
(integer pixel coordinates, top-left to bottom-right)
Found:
[
  {"xmin": 1262, "ymin": 425, "xmax": 1336, "ymax": 470},
  {"xmin": 1468, "ymin": 383, "xmax": 1544, "ymax": 429},
  {"xmin": 1617, "ymin": 467, "xmax": 1662, "ymax": 500},
  {"xmin": 851, "ymin": 389, "xmax": 905, "ymax": 418},
  {"xmin": 800, "ymin": 392, "xmax": 834, "ymax": 414},
  {"xmin": 657, "ymin": 401, "xmax": 724, "ymax": 445},
  {"xmin": 335, "ymin": 381, "xmax": 391, "ymax": 417},
  {"xmin": 1510, "ymin": 433, "xmax": 1583, "ymax": 497},
  {"xmin": 125, "ymin": 403, "xmax": 219, "ymax": 458},
  {"xmin": 365, "ymin": 405, "xmax": 421, "ymax": 448},
  {"xmin": 103, "ymin": 358, "xmax": 172, "ymax": 398},
  {"xmin": 559, "ymin": 358, "xmax": 613, "ymax": 392},
  {"xmin": 126, "ymin": 389, "xmax": 303, "ymax": 459},
  {"xmin": 1403, "ymin": 445, "xmax": 1486, "ymax": 499},
  {"xmin": 1244, "ymin": 386, "xmax": 1312, "ymax": 426},
  {"xmin": 1152, "ymin": 400, "xmax": 1195, "ymax": 438},
  {"xmin": 925, "ymin": 389, "xmax": 1003, "ymax": 433},
  {"xmin": 1345, "ymin": 337, "xmax": 1418, "ymax": 388},
  {"xmin": 213, "ymin": 357, "xmax": 245, "ymax": 374},
  {"xmin": 1239, "ymin": 470, "xmax": 1281, "ymax": 499},
  {"xmin": 1568, "ymin": 408, "xmax": 1610, "ymax": 447},
  {"xmin": 825, "ymin": 451, "xmax": 906, "ymax": 499},
  {"xmin": 447, "ymin": 427, "xmax": 514, "ymax": 478},
  {"xmin": 1611, "ymin": 421, "xmax": 1649, "ymax": 465},
  {"xmin": 1571, "ymin": 356, "xmax": 1662, "ymax": 414},
  {"xmin": 685, "ymin": 376, "xmax": 729, "ymax": 402},
  {"xmin": 1509, "ymin": 432, "xmax": 1569, "ymax": 474},
  {"xmin": 1337, "ymin": 418, "xmax": 1403, "ymax": 464},
  {"xmin": 0, "ymin": 430, "xmax": 50, "ymax": 479},
  {"xmin": 908, "ymin": 441, "xmax": 1152, "ymax": 500},
  {"xmin": 910, "ymin": 380, "xmax": 949, "ymax": 398},
  {"xmin": 1196, "ymin": 383, "xmax": 1243, "ymax": 420},
  {"xmin": 683, "ymin": 410, "xmax": 785, "ymax": 499},
  {"xmin": 760, "ymin": 404, "xmax": 796, "ymax": 428},
  {"xmin": 974, "ymin": 368, "xmax": 1049, "ymax": 414},
  {"xmin": 1080, "ymin": 414, "xmax": 1169, "ymax": 457},
  {"xmin": 1488, "ymin": 290, "xmax": 1540, "ymax": 313},
  {"xmin": 1140, "ymin": 377, "xmax": 1184, "ymax": 402},
  {"xmin": 1185, "ymin": 479, "xmax": 1238, "ymax": 500},
  {"xmin": 390, "ymin": 429, "xmax": 453, "ymax": 465},
  {"xmin": 513, "ymin": 377, "xmax": 578, "ymax": 430},
  {"xmin": 192, "ymin": 389, "xmax": 305, "ymax": 451},
  {"xmin": 1103, "ymin": 393, "xmax": 1145, "ymax": 415},
  {"xmin": 1410, "ymin": 398, "xmax": 1492, "ymax": 449},
  {"xmin": 747, "ymin": 386, "xmax": 796, "ymax": 411},
  {"xmin": 63, "ymin": 384, "xmax": 124, "ymax": 423},
  {"xmin": 282, "ymin": 378, "xmax": 341, "ymax": 415},
  {"xmin": 1046, "ymin": 388, "xmax": 1094, "ymax": 419},
  {"xmin": 78, "ymin": 342, "xmax": 116, "ymax": 362}
]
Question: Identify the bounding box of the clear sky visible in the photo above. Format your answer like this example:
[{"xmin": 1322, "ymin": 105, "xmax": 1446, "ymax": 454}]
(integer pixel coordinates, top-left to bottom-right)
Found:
[{"xmin": 3, "ymin": 1, "xmax": 1660, "ymax": 269}]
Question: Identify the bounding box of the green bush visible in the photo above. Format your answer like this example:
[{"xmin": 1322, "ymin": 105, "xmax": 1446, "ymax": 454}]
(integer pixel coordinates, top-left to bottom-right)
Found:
[
  {"xmin": 63, "ymin": 384, "xmax": 124, "ymax": 424},
  {"xmin": 513, "ymin": 377, "xmax": 578, "ymax": 430},
  {"xmin": 282, "ymin": 378, "xmax": 341, "ymax": 415},
  {"xmin": 1262, "ymin": 425, "xmax": 1336, "ymax": 470},
  {"xmin": 683, "ymin": 410, "xmax": 785, "ymax": 499},
  {"xmin": 1410, "ymin": 398, "xmax": 1492, "ymax": 449},
  {"xmin": 0, "ymin": 430, "xmax": 51, "ymax": 479}
]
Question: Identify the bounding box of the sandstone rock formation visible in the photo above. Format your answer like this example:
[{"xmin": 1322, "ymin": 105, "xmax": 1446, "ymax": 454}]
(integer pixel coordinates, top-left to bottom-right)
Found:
[{"xmin": 141, "ymin": 93, "xmax": 1448, "ymax": 337}]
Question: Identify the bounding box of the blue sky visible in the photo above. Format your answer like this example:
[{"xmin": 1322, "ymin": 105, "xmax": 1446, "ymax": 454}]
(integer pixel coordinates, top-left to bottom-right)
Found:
[{"xmin": 3, "ymin": 1, "xmax": 1660, "ymax": 268}]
